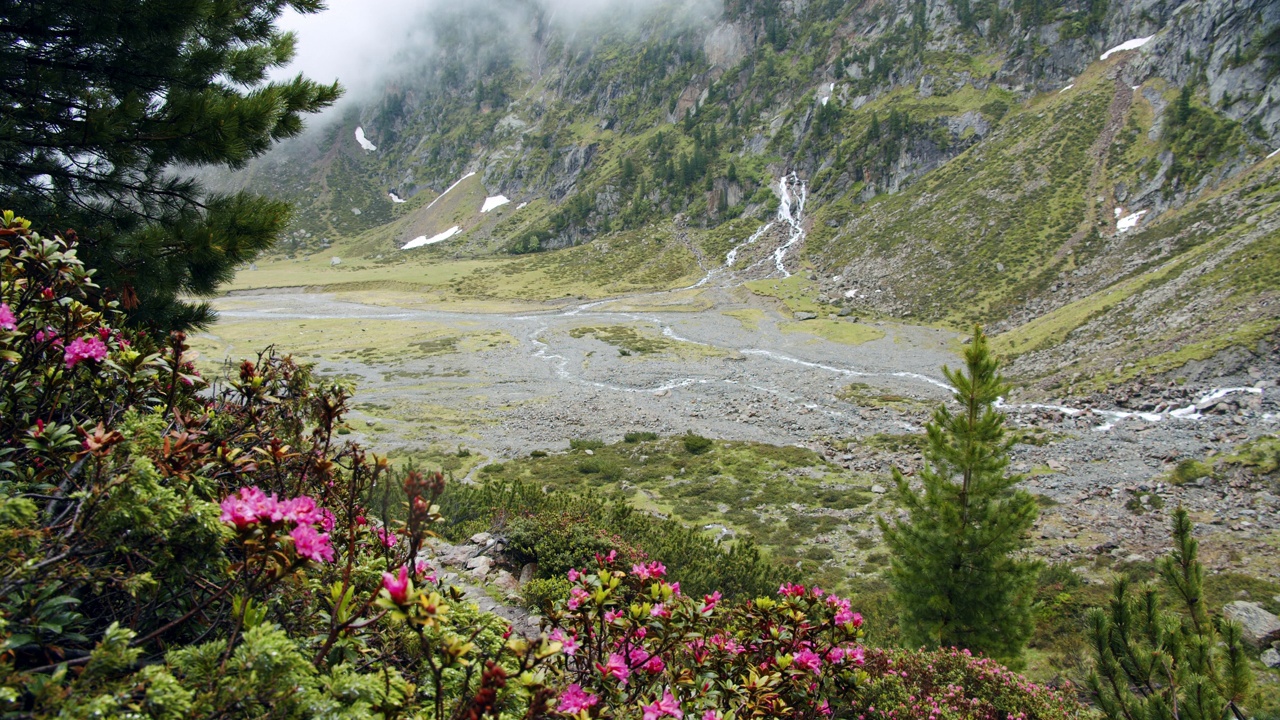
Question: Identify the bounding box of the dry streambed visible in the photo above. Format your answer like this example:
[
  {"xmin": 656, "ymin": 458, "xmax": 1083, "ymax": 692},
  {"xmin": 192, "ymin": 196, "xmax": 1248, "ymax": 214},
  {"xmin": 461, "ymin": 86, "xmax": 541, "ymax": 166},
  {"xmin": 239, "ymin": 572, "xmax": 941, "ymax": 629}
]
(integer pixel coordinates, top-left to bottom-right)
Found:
[{"xmin": 194, "ymin": 284, "xmax": 1280, "ymax": 582}]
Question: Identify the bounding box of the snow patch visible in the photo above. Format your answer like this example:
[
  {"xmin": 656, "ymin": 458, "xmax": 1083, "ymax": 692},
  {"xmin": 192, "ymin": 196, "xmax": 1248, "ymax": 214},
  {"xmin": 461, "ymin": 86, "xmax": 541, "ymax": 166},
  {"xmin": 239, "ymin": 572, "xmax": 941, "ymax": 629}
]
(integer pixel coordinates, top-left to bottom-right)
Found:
[
  {"xmin": 1100, "ymin": 36, "xmax": 1154, "ymax": 61},
  {"xmin": 1059, "ymin": 84, "xmax": 1074, "ymax": 93},
  {"xmin": 1116, "ymin": 209, "xmax": 1147, "ymax": 233},
  {"xmin": 424, "ymin": 172, "xmax": 477, "ymax": 211},
  {"xmin": 516, "ymin": 202, "xmax": 528, "ymax": 210},
  {"xmin": 1114, "ymin": 207, "xmax": 1122, "ymax": 218},
  {"xmin": 354, "ymin": 127, "xmax": 377, "ymax": 152},
  {"xmin": 402, "ymin": 226, "xmax": 460, "ymax": 250},
  {"xmin": 388, "ymin": 192, "xmax": 406, "ymax": 204},
  {"xmin": 1268, "ymin": 148, "xmax": 1280, "ymax": 159},
  {"xmin": 481, "ymin": 195, "xmax": 510, "ymax": 213}
]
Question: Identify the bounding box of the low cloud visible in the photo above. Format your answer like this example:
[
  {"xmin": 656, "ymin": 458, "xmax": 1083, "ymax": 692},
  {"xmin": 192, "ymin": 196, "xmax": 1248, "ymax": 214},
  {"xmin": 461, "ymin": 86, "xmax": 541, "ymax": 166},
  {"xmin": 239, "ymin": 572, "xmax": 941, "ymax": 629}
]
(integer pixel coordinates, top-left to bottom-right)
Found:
[{"xmin": 273, "ymin": 0, "xmax": 722, "ymax": 105}]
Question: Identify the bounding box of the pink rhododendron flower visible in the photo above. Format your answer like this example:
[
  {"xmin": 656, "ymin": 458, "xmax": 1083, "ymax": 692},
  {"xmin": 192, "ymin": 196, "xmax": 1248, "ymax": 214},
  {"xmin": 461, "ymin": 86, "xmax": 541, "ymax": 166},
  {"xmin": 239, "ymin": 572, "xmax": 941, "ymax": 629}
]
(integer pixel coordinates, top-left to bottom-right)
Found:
[
  {"xmin": 374, "ymin": 526, "xmax": 397, "ymax": 548},
  {"xmin": 382, "ymin": 566, "xmax": 411, "ymax": 604},
  {"xmin": 641, "ymin": 689, "xmax": 682, "ymax": 720},
  {"xmin": 0, "ymin": 303, "xmax": 15, "ymax": 331},
  {"xmin": 599, "ymin": 653, "xmax": 630, "ymax": 685},
  {"xmin": 779, "ymin": 582, "xmax": 806, "ymax": 597},
  {"xmin": 701, "ymin": 591, "xmax": 722, "ymax": 613},
  {"xmin": 556, "ymin": 684, "xmax": 599, "ymax": 714},
  {"xmin": 702, "ymin": 711, "xmax": 722, "ymax": 720},
  {"xmin": 792, "ymin": 648, "xmax": 822, "ymax": 674},
  {"xmin": 219, "ymin": 487, "xmax": 271, "ymax": 528},
  {"xmin": 34, "ymin": 327, "xmax": 61, "ymax": 346},
  {"xmin": 414, "ymin": 560, "xmax": 437, "ymax": 582},
  {"xmin": 604, "ymin": 609, "xmax": 624, "ymax": 623},
  {"xmin": 650, "ymin": 603, "xmax": 670, "ymax": 618},
  {"xmin": 64, "ymin": 336, "xmax": 107, "ymax": 369},
  {"xmin": 550, "ymin": 629, "xmax": 579, "ymax": 656},
  {"xmin": 567, "ymin": 568, "xmax": 581, "ymax": 582},
  {"xmin": 290, "ymin": 524, "xmax": 334, "ymax": 562},
  {"xmin": 567, "ymin": 587, "xmax": 590, "ymax": 610},
  {"xmin": 631, "ymin": 561, "xmax": 666, "ymax": 580}
]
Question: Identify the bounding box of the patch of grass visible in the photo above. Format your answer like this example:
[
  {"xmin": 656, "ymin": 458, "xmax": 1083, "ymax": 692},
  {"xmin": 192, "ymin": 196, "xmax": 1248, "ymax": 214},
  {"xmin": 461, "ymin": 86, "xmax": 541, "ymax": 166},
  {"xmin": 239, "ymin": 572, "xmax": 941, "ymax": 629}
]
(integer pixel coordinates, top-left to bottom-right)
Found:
[
  {"xmin": 837, "ymin": 382, "xmax": 928, "ymax": 409},
  {"xmin": 858, "ymin": 432, "xmax": 927, "ymax": 453},
  {"xmin": 1221, "ymin": 434, "xmax": 1280, "ymax": 477},
  {"xmin": 722, "ymin": 308, "xmax": 766, "ymax": 332},
  {"xmin": 569, "ymin": 438, "xmax": 605, "ymax": 451},
  {"xmin": 779, "ymin": 319, "xmax": 886, "ymax": 346},
  {"xmin": 1169, "ymin": 459, "xmax": 1214, "ymax": 485},
  {"xmin": 744, "ymin": 275, "xmax": 837, "ymax": 315},
  {"xmin": 567, "ymin": 324, "xmax": 722, "ymax": 358},
  {"xmin": 624, "ymin": 431, "xmax": 659, "ymax": 443}
]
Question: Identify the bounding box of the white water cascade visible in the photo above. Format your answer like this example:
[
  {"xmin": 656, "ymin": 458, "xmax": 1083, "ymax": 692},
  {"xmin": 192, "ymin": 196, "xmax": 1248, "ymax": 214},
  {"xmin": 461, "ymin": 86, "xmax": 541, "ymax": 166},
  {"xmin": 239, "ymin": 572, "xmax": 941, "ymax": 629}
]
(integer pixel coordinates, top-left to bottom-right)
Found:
[{"xmin": 771, "ymin": 173, "xmax": 806, "ymax": 277}]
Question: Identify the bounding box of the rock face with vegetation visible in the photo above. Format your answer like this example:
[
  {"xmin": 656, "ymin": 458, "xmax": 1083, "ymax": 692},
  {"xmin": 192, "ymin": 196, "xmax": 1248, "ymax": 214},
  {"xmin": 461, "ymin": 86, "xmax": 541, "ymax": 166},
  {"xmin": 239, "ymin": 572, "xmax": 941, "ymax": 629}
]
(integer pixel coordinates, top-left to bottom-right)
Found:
[{"xmin": 231, "ymin": 0, "xmax": 1280, "ymax": 395}]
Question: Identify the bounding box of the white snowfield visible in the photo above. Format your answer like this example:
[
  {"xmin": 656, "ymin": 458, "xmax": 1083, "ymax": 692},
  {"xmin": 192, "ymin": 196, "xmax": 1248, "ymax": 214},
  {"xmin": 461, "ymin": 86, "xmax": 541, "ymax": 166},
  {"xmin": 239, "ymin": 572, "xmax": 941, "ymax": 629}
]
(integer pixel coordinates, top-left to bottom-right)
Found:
[
  {"xmin": 424, "ymin": 172, "xmax": 476, "ymax": 211},
  {"xmin": 1059, "ymin": 84, "xmax": 1074, "ymax": 93},
  {"xmin": 389, "ymin": 192, "xmax": 406, "ymax": 204},
  {"xmin": 1268, "ymin": 148, "xmax": 1280, "ymax": 159},
  {"xmin": 481, "ymin": 195, "xmax": 511, "ymax": 212},
  {"xmin": 1100, "ymin": 36, "xmax": 1153, "ymax": 61},
  {"xmin": 402, "ymin": 226, "xmax": 460, "ymax": 250},
  {"xmin": 1116, "ymin": 209, "xmax": 1147, "ymax": 233},
  {"xmin": 355, "ymin": 127, "xmax": 377, "ymax": 151}
]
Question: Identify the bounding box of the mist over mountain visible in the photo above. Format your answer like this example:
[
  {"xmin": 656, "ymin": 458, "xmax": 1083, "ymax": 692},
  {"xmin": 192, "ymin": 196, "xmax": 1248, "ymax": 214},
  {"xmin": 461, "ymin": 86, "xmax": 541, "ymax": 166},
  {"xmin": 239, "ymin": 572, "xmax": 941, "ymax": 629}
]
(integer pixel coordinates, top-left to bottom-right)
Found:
[{"xmin": 236, "ymin": 0, "xmax": 1280, "ymax": 396}]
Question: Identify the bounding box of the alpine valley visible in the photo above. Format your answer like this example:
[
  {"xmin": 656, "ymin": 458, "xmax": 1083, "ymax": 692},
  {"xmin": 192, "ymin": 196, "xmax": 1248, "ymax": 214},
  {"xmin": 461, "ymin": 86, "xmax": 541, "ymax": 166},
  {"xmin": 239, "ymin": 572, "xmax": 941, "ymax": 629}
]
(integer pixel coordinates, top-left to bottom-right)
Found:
[{"xmin": 198, "ymin": 0, "xmax": 1280, "ymax": 687}]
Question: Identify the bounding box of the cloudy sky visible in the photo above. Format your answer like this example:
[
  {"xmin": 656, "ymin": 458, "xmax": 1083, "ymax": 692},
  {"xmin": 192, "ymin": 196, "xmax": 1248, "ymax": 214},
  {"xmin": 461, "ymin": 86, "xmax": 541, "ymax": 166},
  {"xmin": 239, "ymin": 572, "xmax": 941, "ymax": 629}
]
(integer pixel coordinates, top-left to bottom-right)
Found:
[{"xmin": 273, "ymin": 0, "xmax": 722, "ymax": 96}]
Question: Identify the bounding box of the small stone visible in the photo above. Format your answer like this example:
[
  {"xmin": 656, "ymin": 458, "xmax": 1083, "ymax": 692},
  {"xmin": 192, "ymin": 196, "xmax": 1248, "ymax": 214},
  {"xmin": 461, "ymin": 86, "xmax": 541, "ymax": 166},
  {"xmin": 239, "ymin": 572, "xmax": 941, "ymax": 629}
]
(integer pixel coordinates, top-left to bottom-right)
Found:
[
  {"xmin": 469, "ymin": 532, "xmax": 493, "ymax": 545},
  {"xmin": 1263, "ymin": 648, "xmax": 1280, "ymax": 668},
  {"xmin": 871, "ymin": 484, "xmax": 887, "ymax": 494},
  {"xmin": 1047, "ymin": 459, "xmax": 1067, "ymax": 472},
  {"xmin": 794, "ymin": 311, "xmax": 818, "ymax": 321}
]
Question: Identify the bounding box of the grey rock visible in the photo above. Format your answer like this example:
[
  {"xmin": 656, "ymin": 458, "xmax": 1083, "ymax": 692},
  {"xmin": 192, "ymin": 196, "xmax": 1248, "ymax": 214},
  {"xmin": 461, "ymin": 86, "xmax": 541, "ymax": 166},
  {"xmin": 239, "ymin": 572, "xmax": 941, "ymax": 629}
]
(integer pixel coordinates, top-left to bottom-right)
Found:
[
  {"xmin": 469, "ymin": 532, "xmax": 493, "ymax": 545},
  {"xmin": 1223, "ymin": 601, "xmax": 1280, "ymax": 646},
  {"xmin": 1263, "ymin": 648, "xmax": 1280, "ymax": 669},
  {"xmin": 493, "ymin": 569, "xmax": 521, "ymax": 595},
  {"xmin": 466, "ymin": 555, "xmax": 493, "ymax": 578},
  {"xmin": 794, "ymin": 312, "xmax": 818, "ymax": 321},
  {"xmin": 519, "ymin": 563, "xmax": 539, "ymax": 586},
  {"xmin": 871, "ymin": 484, "xmax": 887, "ymax": 494}
]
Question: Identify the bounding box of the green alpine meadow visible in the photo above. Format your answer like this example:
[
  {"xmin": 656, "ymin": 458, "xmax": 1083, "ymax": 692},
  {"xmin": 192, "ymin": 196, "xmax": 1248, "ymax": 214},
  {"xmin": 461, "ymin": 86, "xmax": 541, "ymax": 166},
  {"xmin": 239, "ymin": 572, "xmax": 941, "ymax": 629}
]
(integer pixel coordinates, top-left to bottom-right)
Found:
[{"xmin": 1, "ymin": 0, "xmax": 1278, "ymax": 717}]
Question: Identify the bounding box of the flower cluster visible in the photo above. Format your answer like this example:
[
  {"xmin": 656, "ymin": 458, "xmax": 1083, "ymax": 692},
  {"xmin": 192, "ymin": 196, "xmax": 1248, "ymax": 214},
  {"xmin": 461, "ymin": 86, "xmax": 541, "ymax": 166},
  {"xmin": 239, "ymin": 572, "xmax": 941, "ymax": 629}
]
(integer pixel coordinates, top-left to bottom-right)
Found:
[
  {"xmin": 219, "ymin": 486, "xmax": 335, "ymax": 562},
  {"xmin": 63, "ymin": 335, "xmax": 108, "ymax": 369},
  {"xmin": 548, "ymin": 557, "xmax": 869, "ymax": 718}
]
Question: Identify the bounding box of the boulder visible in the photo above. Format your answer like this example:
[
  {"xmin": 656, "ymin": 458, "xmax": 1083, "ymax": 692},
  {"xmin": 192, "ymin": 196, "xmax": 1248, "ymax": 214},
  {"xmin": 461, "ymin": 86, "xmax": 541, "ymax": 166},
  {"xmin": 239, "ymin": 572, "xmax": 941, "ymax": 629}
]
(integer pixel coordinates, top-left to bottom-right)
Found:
[
  {"xmin": 466, "ymin": 555, "xmax": 493, "ymax": 578},
  {"xmin": 519, "ymin": 563, "xmax": 539, "ymax": 586},
  {"xmin": 469, "ymin": 532, "xmax": 493, "ymax": 545},
  {"xmin": 493, "ymin": 569, "xmax": 521, "ymax": 595},
  {"xmin": 794, "ymin": 311, "xmax": 818, "ymax": 321},
  {"xmin": 1222, "ymin": 601, "xmax": 1280, "ymax": 646},
  {"xmin": 1263, "ymin": 648, "xmax": 1280, "ymax": 669}
]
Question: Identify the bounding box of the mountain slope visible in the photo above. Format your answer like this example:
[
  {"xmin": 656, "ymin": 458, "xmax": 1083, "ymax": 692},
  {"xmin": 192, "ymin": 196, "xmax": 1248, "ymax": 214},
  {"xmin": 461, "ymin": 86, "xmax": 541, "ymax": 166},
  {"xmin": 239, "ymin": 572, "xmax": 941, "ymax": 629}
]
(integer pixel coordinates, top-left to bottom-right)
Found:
[{"xmin": 229, "ymin": 0, "xmax": 1280, "ymax": 394}]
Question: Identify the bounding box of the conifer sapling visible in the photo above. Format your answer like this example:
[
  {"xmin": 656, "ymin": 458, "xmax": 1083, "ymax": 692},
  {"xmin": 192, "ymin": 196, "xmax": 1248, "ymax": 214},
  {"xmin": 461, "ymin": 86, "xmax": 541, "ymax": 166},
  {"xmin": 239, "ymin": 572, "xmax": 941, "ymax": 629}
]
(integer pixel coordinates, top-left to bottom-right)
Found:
[{"xmin": 879, "ymin": 325, "xmax": 1039, "ymax": 661}]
